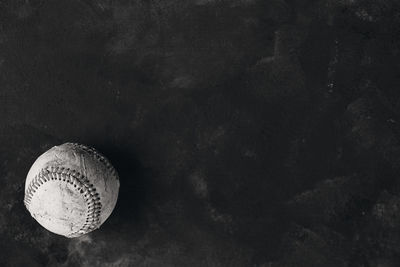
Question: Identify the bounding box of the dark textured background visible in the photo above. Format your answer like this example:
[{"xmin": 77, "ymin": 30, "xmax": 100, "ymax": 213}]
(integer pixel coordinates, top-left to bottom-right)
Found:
[{"xmin": 1, "ymin": 0, "xmax": 400, "ymax": 266}]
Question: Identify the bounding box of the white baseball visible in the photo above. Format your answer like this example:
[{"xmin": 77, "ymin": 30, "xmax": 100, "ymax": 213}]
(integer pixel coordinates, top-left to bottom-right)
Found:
[{"xmin": 24, "ymin": 143, "xmax": 120, "ymax": 238}]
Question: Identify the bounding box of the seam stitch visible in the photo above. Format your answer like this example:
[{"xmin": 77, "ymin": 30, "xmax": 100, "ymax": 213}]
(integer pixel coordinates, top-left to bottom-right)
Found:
[
  {"xmin": 24, "ymin": 166, "xmax": 102, "ymax": 237},
  {"xmin": 68, "ymin": 143, "xmax": 118, "ymax": 179}
]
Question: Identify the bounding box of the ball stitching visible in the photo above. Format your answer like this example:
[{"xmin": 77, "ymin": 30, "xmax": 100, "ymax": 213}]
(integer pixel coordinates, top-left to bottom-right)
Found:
[
  {"xmin": 24, "ymin": 166, "xmax": 102, "ymax": 237},
  {"xmin": 68, "ymin": 143, "xmax": 118, "ymax": 178}
]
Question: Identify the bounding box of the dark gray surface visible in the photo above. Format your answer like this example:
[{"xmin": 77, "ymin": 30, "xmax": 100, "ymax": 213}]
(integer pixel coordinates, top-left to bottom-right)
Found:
[{"xmin": 1, "ymin": 0, "xmax": 400, "ymax": 266}]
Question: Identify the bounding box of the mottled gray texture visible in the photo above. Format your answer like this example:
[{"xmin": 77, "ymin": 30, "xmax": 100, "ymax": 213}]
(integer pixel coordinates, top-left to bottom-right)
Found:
[{"xmin": 1, "ymin": 0, "xmax": 400, "ymax": 266}]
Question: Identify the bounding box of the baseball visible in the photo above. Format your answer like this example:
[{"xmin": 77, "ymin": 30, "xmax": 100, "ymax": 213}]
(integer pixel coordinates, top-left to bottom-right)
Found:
[{"xmin": 24, "ymin": 143, "xmax": 120, "ymax": 238}]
